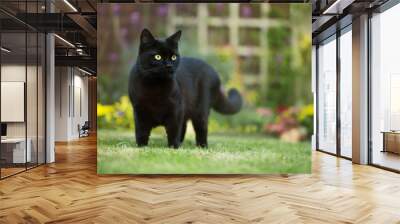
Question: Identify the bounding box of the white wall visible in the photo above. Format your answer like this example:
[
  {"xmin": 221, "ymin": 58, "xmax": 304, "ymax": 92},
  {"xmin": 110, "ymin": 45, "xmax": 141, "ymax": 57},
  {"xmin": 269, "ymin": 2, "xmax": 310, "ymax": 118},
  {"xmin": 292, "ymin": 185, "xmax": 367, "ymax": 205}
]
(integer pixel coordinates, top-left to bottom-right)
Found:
[
  {"xmin": 55, "ymin": 67, "xmax": 89, "ymax": 141},
  {"xmin": 72, "ymin": 73, "xmax": 89, "ymax": 138},
  {"xmin": 55, "ymin": 67, "xmax": 69, "ymax": 141},
  {"xmin": 1, "ymin": 82, "xmax": 25, "ymax": 122}
]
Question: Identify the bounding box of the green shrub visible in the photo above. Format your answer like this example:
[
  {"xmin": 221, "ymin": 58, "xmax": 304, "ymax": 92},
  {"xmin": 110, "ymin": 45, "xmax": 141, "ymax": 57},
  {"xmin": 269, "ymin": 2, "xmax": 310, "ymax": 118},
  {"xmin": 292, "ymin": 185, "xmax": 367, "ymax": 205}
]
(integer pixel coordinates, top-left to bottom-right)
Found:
[
  {"xmin": 98, "ymin": 96, "xmax": 134, "ymax": 130},
  {"xmin": 209, "ymin": 107, "xmax": 275, "ymax": 134},
  {"xmin": 264, "ymin": 104, "xmax": 314, "ymax": 141},
  {"xmin": 97, "ymin": 95, "xmax": 313, "ymax": 140},
  {"xmin": 298, "ymin": 104, "xmax": 314, "ymax": 137}
]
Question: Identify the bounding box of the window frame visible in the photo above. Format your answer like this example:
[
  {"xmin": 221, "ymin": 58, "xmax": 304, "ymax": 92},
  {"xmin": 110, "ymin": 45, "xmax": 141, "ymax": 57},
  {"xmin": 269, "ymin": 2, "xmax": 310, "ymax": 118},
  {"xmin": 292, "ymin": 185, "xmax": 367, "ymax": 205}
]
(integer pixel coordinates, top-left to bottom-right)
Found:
[{"xmin": 315, "ymin": 21, "xmax": 353, "ymax": 160}]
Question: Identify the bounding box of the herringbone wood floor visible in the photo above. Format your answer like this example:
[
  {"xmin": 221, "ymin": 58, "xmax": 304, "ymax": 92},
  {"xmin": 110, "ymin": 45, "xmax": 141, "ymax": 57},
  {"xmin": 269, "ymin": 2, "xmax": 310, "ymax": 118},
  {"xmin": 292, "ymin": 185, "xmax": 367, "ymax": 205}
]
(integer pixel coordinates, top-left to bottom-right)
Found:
[{"xmin": 1, "ymin": 135, "xmax": 400, "ymax": 224}]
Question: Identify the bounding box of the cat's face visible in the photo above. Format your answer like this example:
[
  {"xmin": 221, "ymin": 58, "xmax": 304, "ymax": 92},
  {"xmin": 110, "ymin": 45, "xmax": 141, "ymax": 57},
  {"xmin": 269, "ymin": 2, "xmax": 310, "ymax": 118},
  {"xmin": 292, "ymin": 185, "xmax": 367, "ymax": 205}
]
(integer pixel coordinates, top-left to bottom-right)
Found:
[{"xmin": 137, "ymin": 29, "xmax": 181, "ymax": 80}]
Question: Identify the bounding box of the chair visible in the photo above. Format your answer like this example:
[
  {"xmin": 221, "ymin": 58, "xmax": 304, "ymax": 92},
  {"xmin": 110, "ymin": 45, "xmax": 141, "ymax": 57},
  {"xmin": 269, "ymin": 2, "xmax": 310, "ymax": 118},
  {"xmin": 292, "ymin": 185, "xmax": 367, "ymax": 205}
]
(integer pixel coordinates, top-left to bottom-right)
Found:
[{"xmin": 78, "ymin": 121, "xmax": 90, "ymax": 138}]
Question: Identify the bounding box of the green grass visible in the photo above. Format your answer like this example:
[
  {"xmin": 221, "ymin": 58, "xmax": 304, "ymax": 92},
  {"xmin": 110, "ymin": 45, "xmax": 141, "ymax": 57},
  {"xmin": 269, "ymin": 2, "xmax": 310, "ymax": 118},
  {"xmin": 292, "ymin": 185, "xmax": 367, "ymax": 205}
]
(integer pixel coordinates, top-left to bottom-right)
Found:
[{"xmin": 97, "ymin": 130, "xmax": 311, "ymax": 174}]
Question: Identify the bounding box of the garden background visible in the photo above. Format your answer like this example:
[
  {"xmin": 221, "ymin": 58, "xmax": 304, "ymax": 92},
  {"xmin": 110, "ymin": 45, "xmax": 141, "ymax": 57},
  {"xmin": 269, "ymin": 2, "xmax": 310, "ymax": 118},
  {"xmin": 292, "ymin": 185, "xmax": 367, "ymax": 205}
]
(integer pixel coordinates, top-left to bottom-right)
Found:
[{"xmin": 97, "ymin": 3, "xmax": 313, "ymax": 174}]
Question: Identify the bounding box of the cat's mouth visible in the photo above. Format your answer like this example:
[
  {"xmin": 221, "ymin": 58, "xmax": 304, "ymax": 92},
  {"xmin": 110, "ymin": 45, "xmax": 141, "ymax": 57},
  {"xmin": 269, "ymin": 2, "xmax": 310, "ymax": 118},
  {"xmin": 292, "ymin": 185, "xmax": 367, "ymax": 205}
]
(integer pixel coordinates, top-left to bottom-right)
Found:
[
  {"xmin": 165, "ymin": 67, "xmax": 174, "ymax": 73},
  {"xmin": 143, "ymin": 67, "xmax": 175, "ymax": 79}
]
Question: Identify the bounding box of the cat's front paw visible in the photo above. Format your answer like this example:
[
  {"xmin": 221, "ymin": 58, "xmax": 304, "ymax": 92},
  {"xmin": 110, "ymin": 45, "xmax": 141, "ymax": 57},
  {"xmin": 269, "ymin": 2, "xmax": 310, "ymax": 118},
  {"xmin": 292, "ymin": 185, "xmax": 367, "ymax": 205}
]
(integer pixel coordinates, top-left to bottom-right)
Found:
[
  {"xmin": 196, "ymin": 142, "xmax": 208, "ymax": 148},
  {"xmin": 168, "ymin": 142, "xmax": 180, "ymax": 149},
  {"xmin": 137, "ymin": 142, "xmax": 148, "ymax": 147}
]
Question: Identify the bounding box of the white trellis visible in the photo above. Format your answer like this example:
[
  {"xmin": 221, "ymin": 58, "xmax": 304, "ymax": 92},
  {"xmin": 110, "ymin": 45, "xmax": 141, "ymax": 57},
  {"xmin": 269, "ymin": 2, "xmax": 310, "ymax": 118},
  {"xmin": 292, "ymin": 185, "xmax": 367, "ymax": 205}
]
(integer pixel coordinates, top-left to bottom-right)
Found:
[{"xmin": 167, "ymin": 3, "xmax": 290, "ymax": 94}]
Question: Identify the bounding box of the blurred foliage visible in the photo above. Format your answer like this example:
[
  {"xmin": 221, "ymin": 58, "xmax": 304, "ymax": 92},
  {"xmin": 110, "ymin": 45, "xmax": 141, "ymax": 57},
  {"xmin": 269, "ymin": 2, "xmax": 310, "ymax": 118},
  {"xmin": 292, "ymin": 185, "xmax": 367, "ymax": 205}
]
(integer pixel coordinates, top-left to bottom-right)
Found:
[
  {"xmin": 98, "ymin": 96, "xmax": 134, "ymax": 130},
  {"xmin": 265, "ymin": 26, "xmax": 294, "ymax": 107},
  {"xmin": 208, "ymin": 27, "xmax": 230, "ymax": 46},
  {"xmin": 291, "ymin": 4, "xmax": 312, "ymax": 105},
  {"xmin": 295, "ymin": 33, "xmax": 313, "ymax": 104},
  {"xmin": 207, "ymin": 4, "xmax": 229, "ymax": 17},
  {"xmin": 298, "ymin": 104, "xmax": 314, "ymax": 137},
  {"xmin": 239, "ymin": 28, "xmax": 260, "ymax": 46},
  {"xmin": 98, "ymin": 95, "xmax": 314, "ymax": 142},
  {"xmin": 209, "ymin": 107, "xmax": 274, "ymax": 134},
  {"xmin": 268, "ymin": 5, "xmax": 290, "ymax": 18},
  {"xmin": 264, "ymin": 104, "xmax": 314, "ymax": 142},
  {"xmin": 239, "ymin": 4, "xmax": 261, "ymax": 18},
  {"xmin": 98, "ymin": 72, "xmax": 129, "ymax": 104}
]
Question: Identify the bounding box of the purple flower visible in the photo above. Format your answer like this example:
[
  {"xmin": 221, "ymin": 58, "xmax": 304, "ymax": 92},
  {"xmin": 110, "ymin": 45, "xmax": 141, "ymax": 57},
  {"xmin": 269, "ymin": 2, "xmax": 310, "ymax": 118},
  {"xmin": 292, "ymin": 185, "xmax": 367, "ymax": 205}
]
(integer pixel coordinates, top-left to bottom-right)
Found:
[
  {"xmin": 130, "ymin": 11, "xmax": 140, "ymax": 24},
  {"xmin": 112, "ymin": 4, "xmax": 120, "ymax": 14},
  {"xmin": 108, "ymin": 52, "xmax": 119, "ymax": 62},
  {"xmin": 256, "ymin": 108, "xmax": 273, "ymax": 117},
  {"xmin": 176, "ymin": 4, "xmax": 185, "ymax": 10},
  {"xmin": 117, "ymin": 111, "xmax": 125, "ymax": 117},
  {"xmin": 241, "ymin": 5, "xmax": 252, "ymax": 17},
  {"xmin": 157, "ymin": 5, "xmax": 168, "ymax": 17},
  {"xmin": 120, "ymin": 27, "xmax": 128, "ymax": 37},
  {"xmin": 119, "ymin": 28, "xmax": 128, "ymax": 46},
  {"xmin": 276, "ymin": 55, "xmax": 284, "ymax": 64},
  {"xmin": 216, "ymin": 3, "xmax": 224, "ymax": 12}
]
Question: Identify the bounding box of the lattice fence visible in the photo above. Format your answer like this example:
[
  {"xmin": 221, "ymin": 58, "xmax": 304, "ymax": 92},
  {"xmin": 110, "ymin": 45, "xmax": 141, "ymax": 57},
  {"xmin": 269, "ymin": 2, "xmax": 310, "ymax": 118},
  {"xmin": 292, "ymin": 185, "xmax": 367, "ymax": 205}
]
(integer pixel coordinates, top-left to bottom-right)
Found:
[{"xmin": 166, "ymin": 3, "xmax": 290, "ymax": 93}]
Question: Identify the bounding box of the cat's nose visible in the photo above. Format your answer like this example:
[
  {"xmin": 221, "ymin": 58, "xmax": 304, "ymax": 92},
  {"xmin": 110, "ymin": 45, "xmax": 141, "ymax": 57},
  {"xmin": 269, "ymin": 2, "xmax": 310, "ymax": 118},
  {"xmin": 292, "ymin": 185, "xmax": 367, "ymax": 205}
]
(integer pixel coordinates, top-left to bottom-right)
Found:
[{"xmin": 166, "ymin": 64, "xmax": 173, "ymax": 68}]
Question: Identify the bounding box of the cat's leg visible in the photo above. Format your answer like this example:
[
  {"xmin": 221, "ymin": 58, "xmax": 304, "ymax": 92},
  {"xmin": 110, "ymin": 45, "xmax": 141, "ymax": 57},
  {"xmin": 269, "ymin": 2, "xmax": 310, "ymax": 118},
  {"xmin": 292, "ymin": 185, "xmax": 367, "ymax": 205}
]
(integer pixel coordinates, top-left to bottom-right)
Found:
[
  {"xmin": 180, "ymin": 121, "xmax": 187, "ymax": 143},
  {"xmin": 165, "ymin": 113, "xmax": 183, "ymax": 149},
  {"xmin": 134, "ymin": 110, "xmax": 151, "ymax": 147},
  {"xmin": 135, "ymin": 125, "xmax": 151, "ymax": 147},
  {"xmin": 192, "ymin": 89, "xmax": 210, "ymax": 148},
  {"xmin": 192, "ymin": 115, "xmax": 208, "ymax": 148}
]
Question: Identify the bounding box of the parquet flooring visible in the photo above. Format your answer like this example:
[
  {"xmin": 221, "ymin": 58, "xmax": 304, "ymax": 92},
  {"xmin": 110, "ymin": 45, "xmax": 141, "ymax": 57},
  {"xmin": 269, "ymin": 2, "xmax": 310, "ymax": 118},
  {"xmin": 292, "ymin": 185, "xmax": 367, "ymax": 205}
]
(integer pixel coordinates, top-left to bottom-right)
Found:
[
  {"xmin": 1, "ymin": 135, "xmax": 400, "ymax": 223},
  {"xmin": 1, "ymin": 167, "xmax": 26, "ymax": 178}
]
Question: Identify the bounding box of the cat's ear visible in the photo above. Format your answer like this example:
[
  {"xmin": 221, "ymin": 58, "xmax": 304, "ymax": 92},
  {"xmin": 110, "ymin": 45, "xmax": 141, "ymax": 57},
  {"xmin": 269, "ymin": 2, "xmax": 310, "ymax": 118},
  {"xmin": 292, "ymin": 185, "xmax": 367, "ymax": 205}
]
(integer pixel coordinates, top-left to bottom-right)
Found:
[
  {"xmin": 140, "ymin": 29, "xmax": 155, "ymax": 44},
  {"xmin": 167, "ymin": 30, "xmax": 182, "ymax": 44}
]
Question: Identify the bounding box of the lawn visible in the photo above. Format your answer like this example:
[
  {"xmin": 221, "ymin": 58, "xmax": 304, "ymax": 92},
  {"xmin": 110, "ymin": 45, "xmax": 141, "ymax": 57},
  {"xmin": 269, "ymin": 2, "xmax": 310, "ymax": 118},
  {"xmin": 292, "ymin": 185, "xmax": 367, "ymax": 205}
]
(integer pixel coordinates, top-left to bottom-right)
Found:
[{"xmin": 97, "ymin": 130, "xmax": 311, "ymax": 174}]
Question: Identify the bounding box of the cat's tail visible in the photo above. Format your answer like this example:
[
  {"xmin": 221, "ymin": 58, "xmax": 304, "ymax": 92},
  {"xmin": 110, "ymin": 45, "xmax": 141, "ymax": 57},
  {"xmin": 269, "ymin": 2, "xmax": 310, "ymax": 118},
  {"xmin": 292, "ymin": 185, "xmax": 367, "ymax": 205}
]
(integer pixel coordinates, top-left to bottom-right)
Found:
[{"xmin": 213, "ymin": 87, "xmax": 243, "ymax": 115}]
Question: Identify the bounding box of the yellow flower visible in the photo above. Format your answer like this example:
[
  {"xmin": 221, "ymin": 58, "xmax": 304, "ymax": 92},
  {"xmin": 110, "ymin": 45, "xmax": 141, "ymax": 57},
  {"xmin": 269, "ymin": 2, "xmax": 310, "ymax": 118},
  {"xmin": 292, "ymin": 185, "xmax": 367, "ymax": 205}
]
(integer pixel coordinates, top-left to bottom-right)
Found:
[
  {"xmin": 298, "ymin": 104, "xmax": 314, "ymax": 121},
  {"xmin": 97, "ymin": 104, "xmax": 114, "ymax": 117}
]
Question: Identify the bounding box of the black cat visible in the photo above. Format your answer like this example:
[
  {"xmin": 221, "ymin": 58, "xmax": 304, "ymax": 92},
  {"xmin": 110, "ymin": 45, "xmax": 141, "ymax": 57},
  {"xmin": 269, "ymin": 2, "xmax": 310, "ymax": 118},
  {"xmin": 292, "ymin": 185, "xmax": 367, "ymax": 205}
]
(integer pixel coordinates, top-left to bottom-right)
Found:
[{"xmin": 128, "ymin": 29, "xmax": 242, "ymax": 148}]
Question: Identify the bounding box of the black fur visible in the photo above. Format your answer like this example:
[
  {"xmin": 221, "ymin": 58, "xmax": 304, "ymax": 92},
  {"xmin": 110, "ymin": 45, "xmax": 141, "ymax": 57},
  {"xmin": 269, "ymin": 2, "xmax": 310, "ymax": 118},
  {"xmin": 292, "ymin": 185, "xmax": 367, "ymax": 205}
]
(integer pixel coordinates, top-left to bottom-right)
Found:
[{"xmin": 128, "ymin": 29, "xmax": 242, "ymax": 148}]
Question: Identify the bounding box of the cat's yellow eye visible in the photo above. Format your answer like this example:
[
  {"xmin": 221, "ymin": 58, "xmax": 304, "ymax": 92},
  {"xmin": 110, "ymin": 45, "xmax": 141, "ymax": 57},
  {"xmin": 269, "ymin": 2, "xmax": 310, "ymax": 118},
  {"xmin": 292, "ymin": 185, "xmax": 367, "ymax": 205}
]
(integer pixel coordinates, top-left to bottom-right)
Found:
[
  {"xmin": 154, "ymin": 54, "xmax": 162, "ymax": 60},
  {"xmin": 171, "ymin": 55, "xmax": 177, "ymax": 61}
]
